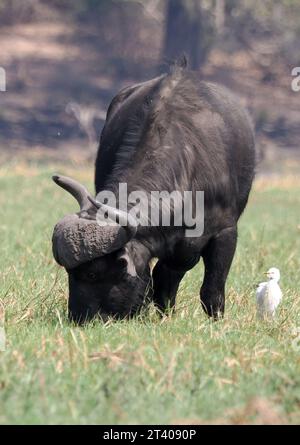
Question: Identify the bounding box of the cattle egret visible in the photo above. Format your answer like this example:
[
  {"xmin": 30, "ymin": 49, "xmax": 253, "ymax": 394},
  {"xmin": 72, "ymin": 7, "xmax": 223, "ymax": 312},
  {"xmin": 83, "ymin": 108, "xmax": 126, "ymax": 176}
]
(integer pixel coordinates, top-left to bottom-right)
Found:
[{"xmin": 256, "ymin": 268, "xmax": 282, "ymax": 318}]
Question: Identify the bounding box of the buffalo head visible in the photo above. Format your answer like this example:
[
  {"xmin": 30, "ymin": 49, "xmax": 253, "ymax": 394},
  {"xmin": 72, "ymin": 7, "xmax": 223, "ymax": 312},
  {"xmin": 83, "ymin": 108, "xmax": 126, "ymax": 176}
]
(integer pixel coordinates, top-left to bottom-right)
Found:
[{"xmin": 52, "ymin": 175, "xmax": 151, "ymax": 324}]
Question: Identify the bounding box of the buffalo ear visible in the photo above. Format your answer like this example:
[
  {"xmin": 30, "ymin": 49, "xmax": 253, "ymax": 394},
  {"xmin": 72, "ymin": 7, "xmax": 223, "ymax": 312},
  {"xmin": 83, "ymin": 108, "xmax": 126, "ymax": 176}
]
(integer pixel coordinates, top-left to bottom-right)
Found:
[{"xmin": 117, "ymin": 248, "xmax": 137, "ymax": 277}]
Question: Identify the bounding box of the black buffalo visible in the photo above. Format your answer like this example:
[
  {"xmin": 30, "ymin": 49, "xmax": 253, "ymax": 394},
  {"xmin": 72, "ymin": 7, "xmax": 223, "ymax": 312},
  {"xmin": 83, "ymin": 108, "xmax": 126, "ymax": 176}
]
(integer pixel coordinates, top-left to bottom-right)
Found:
[{"xmin": 52, "ymin": 60, "xmax": 255, "ymax": 323}]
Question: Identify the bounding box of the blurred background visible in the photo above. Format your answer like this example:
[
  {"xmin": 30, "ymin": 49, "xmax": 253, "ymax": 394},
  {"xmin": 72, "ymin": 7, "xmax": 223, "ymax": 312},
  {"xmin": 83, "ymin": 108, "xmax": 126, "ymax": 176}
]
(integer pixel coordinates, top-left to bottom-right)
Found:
[{"xmin": 0, "ymin": 0, "xmax": 300, "ymax": 170}]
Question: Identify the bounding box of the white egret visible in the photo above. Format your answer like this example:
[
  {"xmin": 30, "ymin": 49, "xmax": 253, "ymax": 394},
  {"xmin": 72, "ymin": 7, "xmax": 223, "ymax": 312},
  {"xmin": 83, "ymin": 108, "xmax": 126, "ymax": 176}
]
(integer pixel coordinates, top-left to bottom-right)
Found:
[{"xmin": 256, "ymin": 268, "xmax": 282, "ymax": 318}]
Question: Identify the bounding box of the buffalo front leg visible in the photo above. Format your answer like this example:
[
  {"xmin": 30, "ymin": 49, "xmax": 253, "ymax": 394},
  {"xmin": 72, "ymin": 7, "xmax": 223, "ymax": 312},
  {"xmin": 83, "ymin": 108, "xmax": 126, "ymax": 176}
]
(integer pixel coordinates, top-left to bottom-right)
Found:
[
  {"xmin": 200, "ymin": 226, "xmax": 237, "ymax": 319},
  {"xmin": 151, "ymin": 261, "xmax": 185, "ymax": 314}
]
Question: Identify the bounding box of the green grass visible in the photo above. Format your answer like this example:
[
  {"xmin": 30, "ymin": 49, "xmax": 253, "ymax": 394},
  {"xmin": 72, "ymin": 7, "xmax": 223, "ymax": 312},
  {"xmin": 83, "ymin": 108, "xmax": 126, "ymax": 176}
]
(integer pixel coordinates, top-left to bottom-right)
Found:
[{"xmin": 0, "ymin": 161, "xmax": 300, "ymax": 424}]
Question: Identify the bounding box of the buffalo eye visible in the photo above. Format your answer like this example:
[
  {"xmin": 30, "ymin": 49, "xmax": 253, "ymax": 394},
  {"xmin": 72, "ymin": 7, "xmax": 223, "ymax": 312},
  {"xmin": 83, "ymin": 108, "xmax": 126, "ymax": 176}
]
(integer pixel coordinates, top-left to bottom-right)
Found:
[
  {"xmin": 85, "ymin": 271, "xmax": 98, "ymax": 282},
  {"xmin": 117, "ymin": 258, "xmax": 127, "ymax": 270}
]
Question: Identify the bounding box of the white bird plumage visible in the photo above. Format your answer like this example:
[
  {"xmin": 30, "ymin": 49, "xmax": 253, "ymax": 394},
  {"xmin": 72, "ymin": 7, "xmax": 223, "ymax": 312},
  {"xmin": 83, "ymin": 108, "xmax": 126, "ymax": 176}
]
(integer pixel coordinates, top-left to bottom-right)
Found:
[{"xmin": 256, "ymin": 267, "xmax": 282, "ymax": 318}]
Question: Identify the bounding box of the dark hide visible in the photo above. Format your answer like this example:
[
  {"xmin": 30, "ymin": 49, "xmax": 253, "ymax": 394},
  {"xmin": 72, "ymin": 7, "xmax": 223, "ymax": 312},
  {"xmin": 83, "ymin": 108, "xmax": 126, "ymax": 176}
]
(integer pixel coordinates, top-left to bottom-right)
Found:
[{"xmin": 65, "ymin": 61, "xmax": 255, "ymax": 323}]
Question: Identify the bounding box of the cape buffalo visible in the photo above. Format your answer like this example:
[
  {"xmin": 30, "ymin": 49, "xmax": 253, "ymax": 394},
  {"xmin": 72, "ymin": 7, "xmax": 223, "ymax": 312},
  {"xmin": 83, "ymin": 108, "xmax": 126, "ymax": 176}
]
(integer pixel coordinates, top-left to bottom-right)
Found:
[{"xmin": 52, "ymin": 59, "xmax": 255, "ymax": 324}]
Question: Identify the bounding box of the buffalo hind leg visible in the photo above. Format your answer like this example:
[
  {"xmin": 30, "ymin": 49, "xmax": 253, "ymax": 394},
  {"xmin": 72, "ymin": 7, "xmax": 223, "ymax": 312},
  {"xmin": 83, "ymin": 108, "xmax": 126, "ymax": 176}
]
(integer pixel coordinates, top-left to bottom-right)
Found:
[
  {"xmin": 152, "ymin": 261, "xmax": 185, "ymax": 314},
  {"xmin": 200, "ymin": 226, "xmax": 237, "ymax": 319}
]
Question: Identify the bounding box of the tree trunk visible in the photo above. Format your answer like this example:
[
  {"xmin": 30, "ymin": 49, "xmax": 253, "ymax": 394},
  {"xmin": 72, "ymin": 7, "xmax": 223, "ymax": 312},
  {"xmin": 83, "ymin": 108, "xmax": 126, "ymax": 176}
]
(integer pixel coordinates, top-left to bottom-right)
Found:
[
  {"xmin": 215, "ymin": 0, "xmax": 225, "ymax": 33},
  {"xmin": 163, "ymin": 0, "xmax": 213, "ymax": 70}
]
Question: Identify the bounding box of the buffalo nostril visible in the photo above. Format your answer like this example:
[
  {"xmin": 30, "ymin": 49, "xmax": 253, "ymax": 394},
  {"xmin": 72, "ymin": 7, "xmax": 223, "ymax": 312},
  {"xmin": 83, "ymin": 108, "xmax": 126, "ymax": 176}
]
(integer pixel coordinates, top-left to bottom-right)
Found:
[
  {"xmin": 68, "ymin": 310, "xmax": 85, "ymax": 325},
  {"xmin": 68, "ymin": 301, "xmax": 101, "ymax": 324}
]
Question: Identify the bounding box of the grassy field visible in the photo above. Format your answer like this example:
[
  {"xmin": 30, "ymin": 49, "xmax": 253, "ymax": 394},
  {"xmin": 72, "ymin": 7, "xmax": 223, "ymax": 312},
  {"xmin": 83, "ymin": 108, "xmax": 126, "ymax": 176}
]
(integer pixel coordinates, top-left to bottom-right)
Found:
[{"xmin": 0, "ymin": 160, "xmax": 299, "ymax": 425}]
